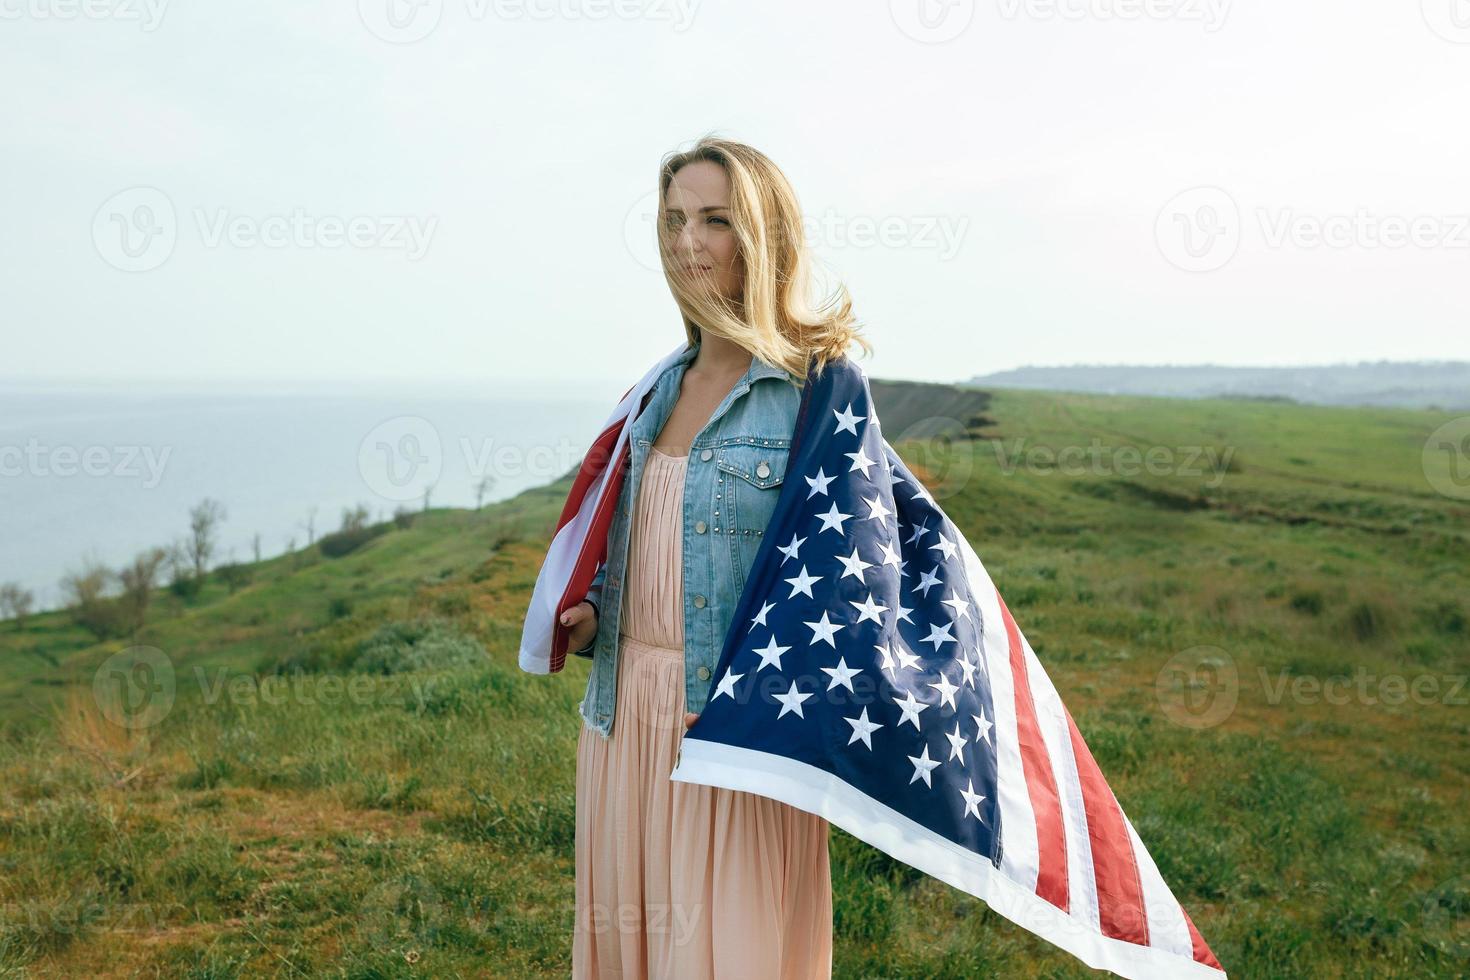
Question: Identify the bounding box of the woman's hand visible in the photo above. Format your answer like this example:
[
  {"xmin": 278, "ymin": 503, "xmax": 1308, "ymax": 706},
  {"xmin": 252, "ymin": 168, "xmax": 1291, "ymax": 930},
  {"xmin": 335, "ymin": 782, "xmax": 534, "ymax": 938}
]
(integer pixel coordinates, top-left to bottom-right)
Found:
[
  {"xmin": 560, "ymin": 600, "xmax": 598, "ymax": 652},
  {"xmin": 684, "ymin": 713, "xmax": 699, "ymax": 729}
]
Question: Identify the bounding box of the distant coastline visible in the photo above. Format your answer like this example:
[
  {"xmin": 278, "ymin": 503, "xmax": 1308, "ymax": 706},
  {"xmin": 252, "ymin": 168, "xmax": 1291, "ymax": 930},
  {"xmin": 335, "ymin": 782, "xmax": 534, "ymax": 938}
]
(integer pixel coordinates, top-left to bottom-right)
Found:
[{"xmin": 965, "ymin": 360, "xmax": 1470, "ymax": 411}]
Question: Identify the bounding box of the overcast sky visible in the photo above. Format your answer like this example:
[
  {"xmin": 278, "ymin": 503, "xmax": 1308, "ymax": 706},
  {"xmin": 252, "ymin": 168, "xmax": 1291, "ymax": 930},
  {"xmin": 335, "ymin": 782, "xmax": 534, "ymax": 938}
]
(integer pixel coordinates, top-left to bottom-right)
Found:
[{"xmin": 2, "ymin": 0, "xmax": 1466, "ymax": 390}]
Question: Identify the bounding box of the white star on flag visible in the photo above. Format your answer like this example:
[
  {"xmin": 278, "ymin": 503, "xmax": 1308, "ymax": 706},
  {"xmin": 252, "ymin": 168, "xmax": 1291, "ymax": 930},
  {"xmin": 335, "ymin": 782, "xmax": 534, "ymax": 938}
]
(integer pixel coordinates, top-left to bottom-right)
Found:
[
  {"xmin": 907, "ymin": 743, "xmax": 941, "ymax": 787},
  {"xmin": 773, "ymin": 681, "xmax": 814, "ymax": 719}
]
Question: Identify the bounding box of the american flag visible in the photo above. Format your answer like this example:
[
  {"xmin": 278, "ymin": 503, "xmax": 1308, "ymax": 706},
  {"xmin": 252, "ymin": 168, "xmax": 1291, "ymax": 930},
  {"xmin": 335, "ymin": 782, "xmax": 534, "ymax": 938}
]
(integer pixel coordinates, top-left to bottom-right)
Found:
[{"xmin": 668, "ymin": 355, "xmax": 1227, "ymax": 980}]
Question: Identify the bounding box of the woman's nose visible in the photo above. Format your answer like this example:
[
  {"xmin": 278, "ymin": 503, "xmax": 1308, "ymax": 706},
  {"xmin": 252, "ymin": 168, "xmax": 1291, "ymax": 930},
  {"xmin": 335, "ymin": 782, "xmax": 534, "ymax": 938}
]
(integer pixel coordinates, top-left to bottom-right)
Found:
[{"xmin": 674, "ymin": 225, "xmax": 699, "ymax": 255}]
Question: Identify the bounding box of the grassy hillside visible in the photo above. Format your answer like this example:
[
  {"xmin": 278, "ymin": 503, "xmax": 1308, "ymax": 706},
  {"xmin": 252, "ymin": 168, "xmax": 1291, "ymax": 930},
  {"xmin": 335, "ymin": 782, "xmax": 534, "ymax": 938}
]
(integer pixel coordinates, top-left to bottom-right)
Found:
[{"xmin": 1, "ymin": 386, "xmax": 1467, "ymax": 978}]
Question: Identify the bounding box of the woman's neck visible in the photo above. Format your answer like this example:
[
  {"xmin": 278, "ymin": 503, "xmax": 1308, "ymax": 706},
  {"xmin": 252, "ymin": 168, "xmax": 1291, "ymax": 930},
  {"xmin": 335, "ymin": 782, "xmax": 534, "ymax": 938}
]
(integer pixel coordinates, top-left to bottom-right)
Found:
[{"xmin": 691, "ymin": 331, "xmax": 753, "ymax": 378}]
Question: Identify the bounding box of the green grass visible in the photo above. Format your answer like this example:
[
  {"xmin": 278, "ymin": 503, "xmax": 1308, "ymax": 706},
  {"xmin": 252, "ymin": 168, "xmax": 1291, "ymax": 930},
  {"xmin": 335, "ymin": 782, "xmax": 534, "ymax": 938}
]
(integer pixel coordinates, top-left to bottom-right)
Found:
[{"xmin": 1, "ymin": 387, "xmax": 1467, "ymax": 977}]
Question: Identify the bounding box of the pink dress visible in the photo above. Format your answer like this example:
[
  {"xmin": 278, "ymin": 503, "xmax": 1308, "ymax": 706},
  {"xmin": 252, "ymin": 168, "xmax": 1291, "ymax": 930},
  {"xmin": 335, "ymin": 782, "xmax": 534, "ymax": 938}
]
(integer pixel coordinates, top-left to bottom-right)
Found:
[{"xmin": 573, "ymin": 446, "xmax": 834, "ymax": 979}]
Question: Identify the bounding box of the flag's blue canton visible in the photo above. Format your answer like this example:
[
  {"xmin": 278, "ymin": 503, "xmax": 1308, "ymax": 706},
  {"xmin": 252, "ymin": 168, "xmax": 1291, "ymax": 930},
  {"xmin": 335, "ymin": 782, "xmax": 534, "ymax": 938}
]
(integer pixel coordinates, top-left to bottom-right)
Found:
[{"xmin": 692, "ymin": 358, "xmax": 1003, "ymax": 864}]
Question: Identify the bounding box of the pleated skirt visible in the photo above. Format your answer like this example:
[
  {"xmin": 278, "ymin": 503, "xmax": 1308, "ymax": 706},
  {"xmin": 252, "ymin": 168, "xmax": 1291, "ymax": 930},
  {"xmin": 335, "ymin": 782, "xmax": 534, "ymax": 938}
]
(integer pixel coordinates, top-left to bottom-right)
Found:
[{"xmin": 573, "ymin": 447, "xmax": 833, "ymax": 980}]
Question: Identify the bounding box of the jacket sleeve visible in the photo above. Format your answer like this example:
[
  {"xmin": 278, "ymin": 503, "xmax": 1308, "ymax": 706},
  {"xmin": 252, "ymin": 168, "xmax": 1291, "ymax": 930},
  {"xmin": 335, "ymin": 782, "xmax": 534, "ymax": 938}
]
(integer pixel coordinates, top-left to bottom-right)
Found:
[{"xmin": 584, "ymin": 560, "xmax": 606, "ymax": 612}]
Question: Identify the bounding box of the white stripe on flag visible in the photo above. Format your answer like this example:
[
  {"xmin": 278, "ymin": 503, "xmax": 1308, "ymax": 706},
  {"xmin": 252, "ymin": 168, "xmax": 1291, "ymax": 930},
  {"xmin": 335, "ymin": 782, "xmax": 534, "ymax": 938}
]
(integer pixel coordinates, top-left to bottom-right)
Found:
[
  {"xmin": 1022, "ymin": 632, "xmax": 1103, "ymax": 935},
  {"xmin": 1124, "ymin": 812, "xmax": 1196, "ymax": 959},
  {"xmin": 957, "ymin": 529, "xmax": 1039, "ymax": 891}
]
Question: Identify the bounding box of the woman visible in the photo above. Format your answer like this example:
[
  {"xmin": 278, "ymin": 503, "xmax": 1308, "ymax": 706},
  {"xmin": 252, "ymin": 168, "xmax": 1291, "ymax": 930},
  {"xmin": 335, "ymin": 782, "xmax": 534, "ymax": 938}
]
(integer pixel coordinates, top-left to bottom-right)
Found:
[{"xmin": 562, "ymin": 135, "xmax": 870, "ymax": 979}]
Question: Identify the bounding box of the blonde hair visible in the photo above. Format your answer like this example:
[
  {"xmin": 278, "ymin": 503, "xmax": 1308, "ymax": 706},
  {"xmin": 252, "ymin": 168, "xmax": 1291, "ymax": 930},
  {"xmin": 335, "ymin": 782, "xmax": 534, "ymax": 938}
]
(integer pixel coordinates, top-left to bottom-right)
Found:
[{"xmin": 657, "ymin": 134, "xmax": 871, "ymax": 387}]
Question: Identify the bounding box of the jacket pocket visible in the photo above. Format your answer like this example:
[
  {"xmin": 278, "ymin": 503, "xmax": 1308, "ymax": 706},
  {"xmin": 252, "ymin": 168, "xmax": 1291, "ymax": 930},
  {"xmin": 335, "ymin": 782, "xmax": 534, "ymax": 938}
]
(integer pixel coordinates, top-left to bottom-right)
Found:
[{"xmin": 716, "ymin": 442, "xmax": 790, "ymax": 586}]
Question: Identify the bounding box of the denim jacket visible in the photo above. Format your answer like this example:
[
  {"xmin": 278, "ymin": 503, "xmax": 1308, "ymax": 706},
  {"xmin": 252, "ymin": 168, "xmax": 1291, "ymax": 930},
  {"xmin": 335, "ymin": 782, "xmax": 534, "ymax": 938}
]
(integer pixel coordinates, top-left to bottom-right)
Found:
[{"xmin": 575, "ymin": 339, "xmax": 802, "ymax": 739}]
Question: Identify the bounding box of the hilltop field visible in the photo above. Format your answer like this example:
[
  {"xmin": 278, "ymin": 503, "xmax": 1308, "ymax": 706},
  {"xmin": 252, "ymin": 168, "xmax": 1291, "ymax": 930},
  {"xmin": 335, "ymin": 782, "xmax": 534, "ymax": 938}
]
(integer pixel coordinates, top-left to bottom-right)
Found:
[{"xmin": 1, "ymin": 384, "xmax": 1467, "ymax": 978}]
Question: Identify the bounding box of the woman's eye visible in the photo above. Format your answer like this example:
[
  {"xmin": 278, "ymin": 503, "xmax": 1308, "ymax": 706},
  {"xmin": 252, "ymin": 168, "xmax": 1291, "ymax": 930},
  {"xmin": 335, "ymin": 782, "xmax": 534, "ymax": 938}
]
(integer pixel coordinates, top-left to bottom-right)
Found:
[{"xmin": 708, "ymin": 216, "xmax": 730, "ymax": 227}]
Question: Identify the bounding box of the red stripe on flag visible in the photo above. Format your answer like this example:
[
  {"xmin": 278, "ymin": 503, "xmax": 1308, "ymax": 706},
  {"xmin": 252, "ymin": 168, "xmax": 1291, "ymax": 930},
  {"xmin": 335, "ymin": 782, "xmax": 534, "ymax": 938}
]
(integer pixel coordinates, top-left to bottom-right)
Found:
[
  {"xmin": 1063, "ymin": 708, "xmax": 1149, "ymax": 947},
  {"xmin": 1182, "ymin": 904, "xmax": 1223, "ymax": 970},
  {"xmin": 549, "ymin": 383, "xmax": 652, "ymax": 672},
  {"xmin": 549, "ymin": 420, "xmax": 629, "ymax": 673},
  {"xmin": 997, "ymin": 590, "xmax": 1069, "ymax": 912},
  {"xmin": 553, "ymin": 419, "xmax": 624, "ymax": 534}
]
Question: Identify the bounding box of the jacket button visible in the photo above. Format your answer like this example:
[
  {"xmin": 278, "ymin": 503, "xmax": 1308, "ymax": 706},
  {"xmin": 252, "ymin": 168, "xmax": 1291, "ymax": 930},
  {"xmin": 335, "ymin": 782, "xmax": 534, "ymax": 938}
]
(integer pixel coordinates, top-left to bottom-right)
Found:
[
  {"xmin": 756, "ymin": 461, "xmax": 771, "ymax": 479},
  {"xmin": 695, "ymin": 520, "xmax": 707, "ymax": 533},
  {"xmin": 693, "ymin": 594, "xmax": 706, "ymax": 608},
  {"xmin": 696, "ymin": 666, "xmax": 711, "ymax": 680},
  {"xmin": 700, "ymin": 448, "xmax": 713, "ymax": 461}
]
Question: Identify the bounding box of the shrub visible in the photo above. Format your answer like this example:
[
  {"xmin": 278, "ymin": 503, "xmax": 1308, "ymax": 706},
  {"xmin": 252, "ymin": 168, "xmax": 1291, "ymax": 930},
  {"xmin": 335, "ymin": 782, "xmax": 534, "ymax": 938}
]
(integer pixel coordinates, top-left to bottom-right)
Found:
[
  {"xmin": 351, "ymin": 618, "xmax": 485, "ymax": 675},
  {"xmin": 1346, "ymin": 601, "xmax": 1383, "ymax": 642},
  {"xmin": 318, "ymin": 524, "xmax": 387, "ymax": 558},
  {"xmin": 60, "ymin": 563, "xmax": 126, "ymax": 640},
  {"xmin": 0, "ymin": 582, "xmax": 35, "ymax": 630},
  {"xmin": 1423, "ymin": 600, "xmax": 1466, "ymax": 636},
  {"xmin": 1289, "ymin": 590, "xmax": 1324, "ymax": 616},
  {"xmin": 217, "ymin": 562, "xmax": 252, "ymax": 594},
  {"xmin": 168, "ymin": 574, "xmax": 203, "ymax": 600}
]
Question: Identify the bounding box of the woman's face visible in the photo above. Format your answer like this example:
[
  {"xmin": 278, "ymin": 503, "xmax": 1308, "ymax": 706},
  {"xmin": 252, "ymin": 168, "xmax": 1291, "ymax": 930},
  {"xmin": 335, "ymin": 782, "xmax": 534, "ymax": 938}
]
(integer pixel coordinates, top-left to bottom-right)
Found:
[{"xmin": 663, "ymin": 160, "xmax": 744, "ymax": 302}]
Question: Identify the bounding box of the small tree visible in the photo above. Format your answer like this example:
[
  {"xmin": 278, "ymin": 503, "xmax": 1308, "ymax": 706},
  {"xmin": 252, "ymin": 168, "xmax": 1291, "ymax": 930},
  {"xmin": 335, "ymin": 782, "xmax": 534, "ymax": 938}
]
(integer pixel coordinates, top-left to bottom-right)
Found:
[
  {"xmin": 341, "ymin": 503, "xmax": 371, "ymax": 534},
  {"xmin": 61, "ymin": 561, "xmax": 121, "ymax": 640},
  {"xmin": 422, "ymin": 483, "xmax": 435, "ymax": 513},
  {"xmin": 166, "ymin": 539, "xmax": 202, "ymax": 600},
  {"xmin": 300, "ymin": 506, "xmax": 319, "ymax": 546},
  {"xmin": 186, "ymin": 498, "xmax": 227, "ymax": 580},
  {"xmin": 117, "ymin": 547, "xmax": 167, "ymax": 634},
  {"xmin": 252, "ymin": 533, "xmax": 262, "ymax": 564},
  {"xmin": 0, "ymin": 582, "xmax": 36, "ymax": 631},
  {"xmin": 474, "ymin": 475, "xmax": 496, "ymax": 510}
]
